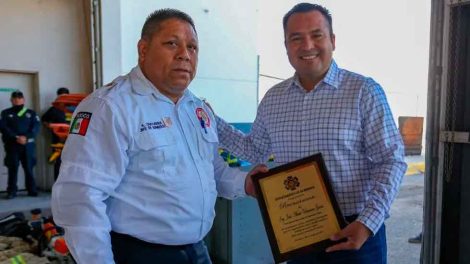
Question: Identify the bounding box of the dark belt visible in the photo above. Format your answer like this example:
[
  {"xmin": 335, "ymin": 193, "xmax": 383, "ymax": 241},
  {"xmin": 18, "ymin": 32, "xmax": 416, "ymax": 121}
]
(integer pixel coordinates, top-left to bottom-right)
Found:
[{"xmin": 110, "ymin": 231, "xmax": 189, "ymax": 250}]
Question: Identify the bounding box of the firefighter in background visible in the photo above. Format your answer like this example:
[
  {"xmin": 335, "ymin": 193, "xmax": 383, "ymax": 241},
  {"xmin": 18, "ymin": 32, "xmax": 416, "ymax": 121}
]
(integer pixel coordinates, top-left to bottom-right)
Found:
[
  {"xmin": 0, "ymin": 91, "xmax": 40, "ymax": 199},
  {"xmin": 41, "ymin": 87, "xmax": 69, "ymax": 180}
]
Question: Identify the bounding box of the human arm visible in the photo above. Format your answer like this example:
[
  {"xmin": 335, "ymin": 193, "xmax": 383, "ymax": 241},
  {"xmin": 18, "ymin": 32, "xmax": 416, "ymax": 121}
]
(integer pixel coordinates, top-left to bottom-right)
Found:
[
  {"xmin": 212, "ymin": 150, "xmax": 247, "ymax": 200},
  {"xmin": 326, "ymin": 80, "xmax": 406, "ymax": 252},
  {"xmin": 215, "ymin": 100, "xmax": 272, "ymax": 164},
  {"xmin": 213, "ymin": 147, "xmax": 269, "ymax": 199},
  {"xmin": 42, "ymin": 107, "xmax": 67, "ymax": 125},
  {"xmin": 355, "ymin": 80, "xmax": 407, "ymax": 234},
  {"xmin": 329, "ymin": 80, "xmax": 406, "ymax": 252},
  {"xmin": 41, "ymin": 107, "xmax": 53, "ymax": 127},
  {"xmin": 0, "ymin": 110, "xmax": 18, "ymax": 140},
  {"xmin": 25, "ymin": 111, "xmax": 40, "ymax": 139},
  {"xmin": 51, "ymin": 97, "xmax": 128, "ymax": 263}
]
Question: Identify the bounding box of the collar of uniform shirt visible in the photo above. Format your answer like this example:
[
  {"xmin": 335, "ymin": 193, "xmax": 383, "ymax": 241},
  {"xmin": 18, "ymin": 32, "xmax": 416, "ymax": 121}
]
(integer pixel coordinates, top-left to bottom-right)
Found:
[
  {"xmin": 285, "ymin": 59, "xmax": 342, "ymax": 93},
  {"xmin": 130, "ymin": 66, "xmax": 195, "ymax": 104}
]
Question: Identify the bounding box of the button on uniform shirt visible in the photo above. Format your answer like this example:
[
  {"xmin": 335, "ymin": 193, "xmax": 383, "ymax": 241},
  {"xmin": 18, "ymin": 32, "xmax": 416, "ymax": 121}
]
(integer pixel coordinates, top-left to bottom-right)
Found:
[
  {"xmin": 217, "ymin": 60, "xmax": 407, "ymax": 234},
  {"xmin": 51, "ymin": 66, "xmax": 246, "ymax": 264}
]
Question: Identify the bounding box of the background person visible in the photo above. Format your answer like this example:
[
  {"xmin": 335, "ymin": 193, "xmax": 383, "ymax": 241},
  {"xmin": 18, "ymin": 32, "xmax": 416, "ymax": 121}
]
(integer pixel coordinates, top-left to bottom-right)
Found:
[
  {"xmin": 0, "ymin": 91, "xmax": 40, "ymax": 199},
  {"xmin": 41, "ymin": 87, "xmax": 70, "ymax": 180}
]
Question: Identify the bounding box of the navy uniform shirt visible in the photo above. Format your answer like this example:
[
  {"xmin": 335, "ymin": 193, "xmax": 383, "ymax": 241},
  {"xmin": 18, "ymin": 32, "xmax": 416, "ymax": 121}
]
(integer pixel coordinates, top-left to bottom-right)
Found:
[{"xmin": 0, "ymin": 106, "xmax": 40, "ymax": 146}]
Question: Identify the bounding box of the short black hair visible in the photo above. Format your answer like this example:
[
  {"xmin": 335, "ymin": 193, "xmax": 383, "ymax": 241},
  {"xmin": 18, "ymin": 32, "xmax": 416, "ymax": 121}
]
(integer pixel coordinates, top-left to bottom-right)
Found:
[
  {"xmin": 141, "ymin": 8, "xmax": 197, "ymax": 40},
  {"xmin": 283, "ymin": 3, "xmax": 333, "ymax": 35},
  {"xmin": 57, "ymin": 87, "xmax": 69, "ymax": 95},
  {"xmin": 11, "ymin": 90, "xmax": 23, "ymax": 98}
]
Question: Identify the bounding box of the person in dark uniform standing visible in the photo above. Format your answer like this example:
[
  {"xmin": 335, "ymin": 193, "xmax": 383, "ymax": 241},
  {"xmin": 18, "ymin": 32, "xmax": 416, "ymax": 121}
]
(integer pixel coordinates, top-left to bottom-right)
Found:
[
  {"xmin": 0, "ymin": 91, "xmax": 40, "ymax": 199},
  {"xmin": 41, "ymin": 87, "xmax": 69, "ymax": 180}
]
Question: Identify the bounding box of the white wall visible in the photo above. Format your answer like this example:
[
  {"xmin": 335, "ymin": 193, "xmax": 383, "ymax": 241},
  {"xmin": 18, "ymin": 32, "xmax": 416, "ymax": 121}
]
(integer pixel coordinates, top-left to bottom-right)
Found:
[
  {"xmin": 0, "ymin": 0, "xmax": 93, "ymax": 106},
  {"xmin": 0, "ymin": 0, "xmax": 93, "ymax": 189},
  {"xmin": 258, "ymin": 0, "xmax": 431, "ymax": 122},
  {"xmin": 101, "ymin": 0, "xmax": 259, "ymax": 122},
  {"xmin": 101, "ymin": 0, "xmax": 122, "ymax": 85}
]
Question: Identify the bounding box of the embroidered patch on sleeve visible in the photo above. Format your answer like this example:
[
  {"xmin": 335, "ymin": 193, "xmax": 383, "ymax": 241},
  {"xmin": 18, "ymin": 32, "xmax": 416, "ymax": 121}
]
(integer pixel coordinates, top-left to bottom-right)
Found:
[{"xmin": 70, "ymin": 112, "xmax": 92, "ymax": 136}]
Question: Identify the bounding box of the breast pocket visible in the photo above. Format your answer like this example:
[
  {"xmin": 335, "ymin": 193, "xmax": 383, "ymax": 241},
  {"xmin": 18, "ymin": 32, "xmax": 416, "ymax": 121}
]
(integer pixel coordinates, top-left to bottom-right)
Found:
[
  {"xmin": 198, "ymin": 128, "xmax": 219, "ymax": 161},
  {"xmin": 329, "ymin": 126, "xmax": 363, "ymax": 154},
  {"xmin": 135, "ymin": 130, "xmax": 178, "ymax": 181}
]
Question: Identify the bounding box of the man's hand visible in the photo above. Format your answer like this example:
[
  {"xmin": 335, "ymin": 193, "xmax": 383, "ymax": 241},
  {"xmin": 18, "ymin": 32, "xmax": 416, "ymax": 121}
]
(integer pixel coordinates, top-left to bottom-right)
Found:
[
  {"xmin": 245, "ymin": 164, "xmax": 269, "ymax": 197},
  {"xmin": 326, "ymin": 221, "xmax": 372, "ymax": 252},
  {"xmin": 16, "ymin": 136, "xmax": 27, "ymax": 145}
]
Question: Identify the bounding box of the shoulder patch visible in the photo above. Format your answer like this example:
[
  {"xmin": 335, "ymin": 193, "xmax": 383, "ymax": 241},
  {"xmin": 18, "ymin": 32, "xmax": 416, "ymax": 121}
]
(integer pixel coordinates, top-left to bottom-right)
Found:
[{"xmin": 70, "ymin": 112, "xmax": 92, "ymax": 136}]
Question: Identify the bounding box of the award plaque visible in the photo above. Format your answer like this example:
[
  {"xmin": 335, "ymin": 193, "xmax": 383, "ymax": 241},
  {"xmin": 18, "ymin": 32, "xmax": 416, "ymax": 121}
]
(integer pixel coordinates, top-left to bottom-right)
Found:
[{"xmin": 253, "ymin": 153, "xmax": 347, "ymax": 263}]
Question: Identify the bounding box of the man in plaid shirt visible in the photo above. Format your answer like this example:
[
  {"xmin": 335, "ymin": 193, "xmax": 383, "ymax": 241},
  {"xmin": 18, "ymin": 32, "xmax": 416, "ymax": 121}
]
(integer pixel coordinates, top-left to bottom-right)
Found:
[{"xmin": 216, "ymin": 3, "xmax": 406, "ymax": 264}]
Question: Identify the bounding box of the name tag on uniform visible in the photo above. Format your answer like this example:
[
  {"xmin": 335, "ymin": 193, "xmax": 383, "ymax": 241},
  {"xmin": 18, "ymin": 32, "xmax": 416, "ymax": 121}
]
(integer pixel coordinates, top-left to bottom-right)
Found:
[{"xmin": 140, "ymin": 117, "xmax": 172, "ymax": 132}]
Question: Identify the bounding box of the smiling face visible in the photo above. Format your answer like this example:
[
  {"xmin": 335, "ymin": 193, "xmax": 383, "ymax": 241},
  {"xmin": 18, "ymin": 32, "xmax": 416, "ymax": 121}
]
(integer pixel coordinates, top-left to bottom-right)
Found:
[
  {"xmin": 138, "ymin": 18, "xmax": 198, "ymax": 102},
  {"xmin": 285, "ymin": 10, "xmax": 335, "ymax": 90}
]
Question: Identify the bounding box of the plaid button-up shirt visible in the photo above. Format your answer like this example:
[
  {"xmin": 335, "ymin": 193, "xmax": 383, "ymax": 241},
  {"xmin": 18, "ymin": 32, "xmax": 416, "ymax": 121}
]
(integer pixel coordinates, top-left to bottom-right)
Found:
[{"xmin": 216, "ymin": 60, "xmax": 407, "ymax": 234}]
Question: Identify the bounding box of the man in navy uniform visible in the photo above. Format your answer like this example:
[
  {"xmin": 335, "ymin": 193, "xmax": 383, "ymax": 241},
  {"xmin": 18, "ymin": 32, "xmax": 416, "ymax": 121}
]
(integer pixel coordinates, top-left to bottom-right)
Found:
[{"xmin": 0, "ymin": 91, "xmax": 40, "ymax": 199}]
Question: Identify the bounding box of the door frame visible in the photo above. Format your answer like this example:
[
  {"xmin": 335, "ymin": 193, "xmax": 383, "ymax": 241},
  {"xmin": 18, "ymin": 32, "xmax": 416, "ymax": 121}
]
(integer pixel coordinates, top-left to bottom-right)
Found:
[{"xmin": 0, "ymin": 69, "xmax": 49, "ymax": 191}]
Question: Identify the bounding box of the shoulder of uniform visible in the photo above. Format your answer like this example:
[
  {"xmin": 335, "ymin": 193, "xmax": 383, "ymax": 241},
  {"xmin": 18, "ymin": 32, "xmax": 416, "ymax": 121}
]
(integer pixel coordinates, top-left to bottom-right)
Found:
[
  {"xmin": 2, "ymin": 107, "xmax": 13, "ymax": 114},
  {"xmin": 76, "ymin": 75, "xmax": 134, "ymax": 114},
  {"xmin": 90, "ymin": 75, "xmax": 131, "ymax": 99},
  {"xmin": 103, "ymin": 75, "xmax": 129, "ymax": 90}
]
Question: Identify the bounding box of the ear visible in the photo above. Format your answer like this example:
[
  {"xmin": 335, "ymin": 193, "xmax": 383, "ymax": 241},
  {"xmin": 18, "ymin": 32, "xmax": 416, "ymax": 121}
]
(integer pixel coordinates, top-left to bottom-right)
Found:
[
  {"xmin": 137, "ymin": 39, "xmax": 148, "ymax": 63},
  {"xmin": 284, "ymin": 37, "xmax": 289, "ymax": 57},
  {"xmin": 331, "ymin": 33, "xmax": 336, "ymax": 51}
]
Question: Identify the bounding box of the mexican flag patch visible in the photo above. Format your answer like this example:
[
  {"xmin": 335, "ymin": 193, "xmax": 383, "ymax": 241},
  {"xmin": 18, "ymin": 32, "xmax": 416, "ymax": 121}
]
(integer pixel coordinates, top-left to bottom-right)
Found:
[{"xmin": 70, "ymin": 112, "xmax": 92, "ymax": 136}]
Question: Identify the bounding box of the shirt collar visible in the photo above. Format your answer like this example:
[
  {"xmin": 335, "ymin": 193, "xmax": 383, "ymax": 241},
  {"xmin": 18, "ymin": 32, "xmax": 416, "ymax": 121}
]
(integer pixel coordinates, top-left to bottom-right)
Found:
[
  {"xmin": 323, "ymin": 60, "xmax": 340, "ymax": 89},
  {"xmin": 129, "ymin": 66, "xmax": 195, "ymax": 103},
  {"xmin": 286, "ymin": 59, "xmax": 341, "ymax": 92}
]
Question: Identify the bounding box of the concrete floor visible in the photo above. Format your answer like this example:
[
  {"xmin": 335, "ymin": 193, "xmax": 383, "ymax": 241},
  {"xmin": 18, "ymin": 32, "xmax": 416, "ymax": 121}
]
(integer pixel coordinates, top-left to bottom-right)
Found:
[
  {"xmin": 1, "ymin": 159, "xmax": 425, "ymax": 264},
  {"xmin": 0, "ymin": 191, "xmax": 51, "ymax": 218},
  {"xmin": 386, "ymin": 172, "xmax": 424, "ymax": 264}
]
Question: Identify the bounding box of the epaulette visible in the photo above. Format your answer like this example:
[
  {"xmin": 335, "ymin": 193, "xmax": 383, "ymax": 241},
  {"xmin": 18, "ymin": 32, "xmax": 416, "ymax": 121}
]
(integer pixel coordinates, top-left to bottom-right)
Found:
[
  {"xmin": 103, "ymin": 75, "xmax": 125, "ymax": 90},
  {"xmin": 103, "ymin": 81, "xmax": 117, "ymax": 90}
]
